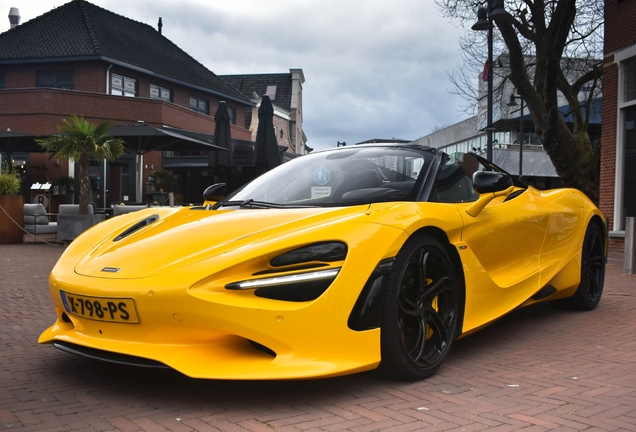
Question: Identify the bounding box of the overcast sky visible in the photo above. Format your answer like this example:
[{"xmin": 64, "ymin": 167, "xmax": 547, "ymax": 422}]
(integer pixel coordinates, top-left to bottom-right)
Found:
[{"xmin": 0, "ymin": 0, "xmax": 470, "ymax": 150}]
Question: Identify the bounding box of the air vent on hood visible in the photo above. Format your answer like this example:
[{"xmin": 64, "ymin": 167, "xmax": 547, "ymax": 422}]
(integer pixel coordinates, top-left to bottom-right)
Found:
[{"xmin": 113, "ymin": 214, "xmax": 160, "ymax": 242}]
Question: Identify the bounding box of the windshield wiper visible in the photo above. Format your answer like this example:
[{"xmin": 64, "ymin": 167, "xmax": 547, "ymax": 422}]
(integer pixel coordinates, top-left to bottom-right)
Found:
[{"xmin": 213, "ymin": 199, "xmax": 314, "ymax": 209}]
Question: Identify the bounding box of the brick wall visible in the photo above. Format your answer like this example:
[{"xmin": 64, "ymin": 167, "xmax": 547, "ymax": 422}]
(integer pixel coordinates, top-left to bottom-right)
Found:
[
  {"xmin": 273, "ymin": 116, "xmax": 290, "ymax": 150},
  {"xmin": 0, "ymin": 61, "xmax": 249, "ymax": 137},
  {"xmin": 601, "ymin": 0, "xmax": 636, "ymax": 252},
  {"xmin": 0, "ymin": 88, "xmax": 251, "ymax": 140}
]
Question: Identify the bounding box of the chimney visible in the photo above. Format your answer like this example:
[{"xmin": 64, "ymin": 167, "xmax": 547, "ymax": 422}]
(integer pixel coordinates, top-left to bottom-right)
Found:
[
  {"xmin": 8, "ymin": 7, "xmax": 20, "ymax": 28},
  {"xmin": 157, "ymin": 17, "xmax": 162, "ymax": 34}
]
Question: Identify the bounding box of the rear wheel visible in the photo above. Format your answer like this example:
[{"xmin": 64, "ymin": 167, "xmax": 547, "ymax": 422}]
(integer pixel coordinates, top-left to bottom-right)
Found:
[
  {"xmin": 380, "ymin": 234, "xmax": 459, "ymax": 380},
  {"xmin": 571, "ymin": 222, "xmax": 605, "ymax": 310}
]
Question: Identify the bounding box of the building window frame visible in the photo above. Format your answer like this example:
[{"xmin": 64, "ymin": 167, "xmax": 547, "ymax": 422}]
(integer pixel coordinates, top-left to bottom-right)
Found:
[
  {"xmin": 36, "ymin": 70, "xmax": 74, "ymax": 89},
  {"xmin": 265, "ymin": 85, "xmax": 277, "ymax": 100},
  {"xmin": 227, "ymin": 105, "xmax": 236, "ymax": 125},
  {"xmin": 150, "ymin": 84, "xmax": 172, "ymax": 102},
  {"xmin": 189, "ymin": 95, "xmax": 209, "ymax": 115},
  {"xmin": 613, "ymin": 44, "xmax": 636, "ymax": 233},
  {"xmin": 111, "ymin": 74, "xmax": 137, "ymax": 97}
]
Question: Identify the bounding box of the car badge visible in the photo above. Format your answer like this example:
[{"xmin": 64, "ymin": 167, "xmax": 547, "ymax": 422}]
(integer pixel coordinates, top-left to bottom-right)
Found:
[{"xmin": 101, "ymin": 267, "xmax": 121, "ymax": 273}]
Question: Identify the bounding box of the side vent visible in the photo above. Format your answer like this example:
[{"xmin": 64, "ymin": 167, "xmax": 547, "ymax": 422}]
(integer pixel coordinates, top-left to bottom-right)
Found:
[{"xmin": 113, "ymin": 215, "xmax": 159, "ymax": 242}]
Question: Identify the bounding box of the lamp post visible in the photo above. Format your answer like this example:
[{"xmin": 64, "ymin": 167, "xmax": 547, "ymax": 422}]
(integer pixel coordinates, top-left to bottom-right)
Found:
[
  {"xmin": 471, "ymin": 0, "xmax": 510, "ymax": 161},
  {"xmin": 508, "ymin": 94, "xmax": 524, "ymax": 180}
]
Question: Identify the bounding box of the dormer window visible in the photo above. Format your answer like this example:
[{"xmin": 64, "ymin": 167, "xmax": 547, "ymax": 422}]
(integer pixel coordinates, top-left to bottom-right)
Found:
[{"xmin": 265, "ymin": 85, "xmax": 277, "ymax": 100}]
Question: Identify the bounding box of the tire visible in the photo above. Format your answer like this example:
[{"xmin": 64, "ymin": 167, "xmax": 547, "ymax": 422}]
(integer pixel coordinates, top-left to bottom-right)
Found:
[
  {"xmin": 570, "ymin": 222, "xmax": 605, "ymax": 310},
  {"xmin": 380, "ymin": 234, "xmax": 459, "ymax": 380}
]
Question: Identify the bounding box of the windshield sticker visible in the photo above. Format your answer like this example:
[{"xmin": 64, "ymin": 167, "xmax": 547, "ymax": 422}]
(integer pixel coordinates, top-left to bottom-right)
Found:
[
  {"xmin": 313, "ymin": 167, "xmax": 330, "ymax": 185},
  {"xmin": 311, "ymin": 187, "xmax": 331, "ymax": 198}
]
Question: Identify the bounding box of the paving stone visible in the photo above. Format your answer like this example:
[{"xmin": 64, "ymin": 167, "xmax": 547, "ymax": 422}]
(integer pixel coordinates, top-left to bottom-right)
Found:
[{"xmin": 0, "ymin": 244, "xmax": 634, "ymax": 431}]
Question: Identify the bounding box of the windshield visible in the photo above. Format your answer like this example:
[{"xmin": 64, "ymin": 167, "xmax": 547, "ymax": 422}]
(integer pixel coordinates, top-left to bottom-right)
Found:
[{"xmin": 226, "ymin": 146, "xmax": 434, "ymax": 207}]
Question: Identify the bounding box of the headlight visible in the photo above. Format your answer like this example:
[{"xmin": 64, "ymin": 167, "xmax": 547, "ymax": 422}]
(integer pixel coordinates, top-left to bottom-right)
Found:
[
  {"xmin": 225, "ymin": 268, "xmax": 341, "ymax": 302},
  {"xmin": 226, "ymin": 268, "xmax": 340, "ymax": 290},
  {"xmin": 223, "ymin": 242, "xmax": 346, "ymax": 302},
  {"xmin": 270, "ymin": 242, "xmax": 347, "ymax": 267}
]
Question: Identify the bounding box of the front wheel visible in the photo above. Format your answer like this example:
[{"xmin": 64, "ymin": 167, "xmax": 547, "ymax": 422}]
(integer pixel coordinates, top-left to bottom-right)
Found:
[
  {"xmin": 571, "ymin": 222, "xmax": 605, "ymax": 310},
  {"xmin": 379, "ymin": 234, "xmax": 459, "ymax": 380}
]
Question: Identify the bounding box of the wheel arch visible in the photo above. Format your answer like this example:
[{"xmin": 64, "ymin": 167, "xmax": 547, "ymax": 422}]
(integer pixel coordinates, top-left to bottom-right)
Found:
[
  {"xmin": 411, "ymin": 226, "xmax": 466, "ymax": 340},
  {"xmin": 588, "ymin": 214, "xmax": 607, "ymax": 258}
]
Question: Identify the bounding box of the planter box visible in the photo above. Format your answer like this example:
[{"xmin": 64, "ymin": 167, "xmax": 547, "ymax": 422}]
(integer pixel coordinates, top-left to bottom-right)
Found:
[
  {"xmin": 57, "ymin": 214, "xmax": 105, "ymax": 242},
  {"xmin": 0, "ymin": 195, "xmax": 24, "ymax": 244}
]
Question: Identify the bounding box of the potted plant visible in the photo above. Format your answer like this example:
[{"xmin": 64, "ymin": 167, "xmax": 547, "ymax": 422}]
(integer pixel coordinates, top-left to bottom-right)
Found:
[
  {"xmin": 52, "ymin": 175, "xmax": 75, "ymax": 200},
  {"xmin": 149, "ymin": 169, "xmax": 176, "ymax": 204},
  {"xmin": 37, "ymin": 115, "xmax": 124, "ymax": 241},
  {"xmin": 0, "ymin": 163, "xmax": 24, "ymax": 244}
]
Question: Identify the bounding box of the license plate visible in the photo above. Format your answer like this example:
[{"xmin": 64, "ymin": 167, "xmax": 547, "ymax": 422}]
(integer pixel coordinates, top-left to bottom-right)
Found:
[{"xmin": 60, "ymin": 291, "xmax": 140, "ymax": 323}]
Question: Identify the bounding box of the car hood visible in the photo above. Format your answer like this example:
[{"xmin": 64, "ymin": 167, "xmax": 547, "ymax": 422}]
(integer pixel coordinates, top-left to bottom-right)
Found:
[{"xmin": 73, "ymin": 206, "xmax": 370, "ymax": 279}]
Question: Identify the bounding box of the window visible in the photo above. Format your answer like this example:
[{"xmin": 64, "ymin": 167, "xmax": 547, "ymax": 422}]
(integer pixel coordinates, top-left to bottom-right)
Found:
[
  {"xmin": 623, "ymin": 106, "xmax": 636, "ymax": 220},
  {"xmin": 111, "ymin": 74, "xmax": 137, "ymax": 97},
  {"xmin": 150, "ymin": 84, "xmax": 172, "ymax": 102},
  {"xmin": 0, "ymin": 72, "xmax": 5, "ymax": 89},
  {"xmin": 37, "ymin": 70, "xmax": 74, "ymax": 89},
  {"xmin": 624, "ymin": 58, "xmax": 636, "ymax": 102},
  {"xmin": 227, "ymin": 105, "xmax": 236, "ymax": 125},
  {"xmin": 614, "ymin": 46, "xmax": 636, "ymax": 232},
  {"xmin": 265, "ymin": 85, "xmax": 277, "ymax": 100},
  {"xmin": 189, "ymin": 96, "xmax": 209, "ymax": 114}
]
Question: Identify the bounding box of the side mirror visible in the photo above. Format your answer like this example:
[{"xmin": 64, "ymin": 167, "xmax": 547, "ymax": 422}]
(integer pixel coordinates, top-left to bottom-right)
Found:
[
  {"xmin": 466, "ymin": 172, "xmax": 515, "ymax": 217},
  {"xmin": 473, "ymin": 171, "xmax": 513, "ymax": 194},
  {"xmin": 202, "ymin": 183, "xmax": 226, "ymax": 203}
]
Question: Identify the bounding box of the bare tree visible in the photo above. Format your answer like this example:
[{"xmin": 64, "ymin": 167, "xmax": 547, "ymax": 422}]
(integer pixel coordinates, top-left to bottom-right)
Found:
[{"xmin": 437, "ymin": 0, "xmax": 604, "ymax": 202}]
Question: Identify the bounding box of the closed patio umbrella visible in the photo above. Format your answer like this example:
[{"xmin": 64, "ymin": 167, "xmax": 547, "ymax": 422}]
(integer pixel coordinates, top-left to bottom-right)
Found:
[
  {"xmin": 208, "ymin": 101, "xmax": 233, "ymax": 183},
  {"xmin": 254, "ymin": 95, "xmax": 281, "ymax": 176}
]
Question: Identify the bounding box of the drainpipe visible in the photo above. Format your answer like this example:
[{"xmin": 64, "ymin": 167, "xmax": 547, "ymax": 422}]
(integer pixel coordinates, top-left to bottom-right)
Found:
[{"xmin": 106, "ymin": 64, "xmax": 112, "ymax": 94}]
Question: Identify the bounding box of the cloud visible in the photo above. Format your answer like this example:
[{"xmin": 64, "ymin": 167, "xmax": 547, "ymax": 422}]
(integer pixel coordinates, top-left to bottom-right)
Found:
[{"xmin": 0, "ymin": 0, "xmax": 468, "ymax": 150}]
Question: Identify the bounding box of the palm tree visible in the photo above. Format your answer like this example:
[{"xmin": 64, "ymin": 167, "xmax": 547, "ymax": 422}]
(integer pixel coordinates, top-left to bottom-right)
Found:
[{"xmin": 38, "ymin": 115, "xmax": 124, "ymax": 215}]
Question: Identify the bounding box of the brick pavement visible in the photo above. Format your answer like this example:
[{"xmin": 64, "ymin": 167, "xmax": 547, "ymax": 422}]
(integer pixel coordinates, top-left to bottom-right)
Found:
[{"xmin": 1, "ymin": 243, "xmax": 635, "ymax": 432}]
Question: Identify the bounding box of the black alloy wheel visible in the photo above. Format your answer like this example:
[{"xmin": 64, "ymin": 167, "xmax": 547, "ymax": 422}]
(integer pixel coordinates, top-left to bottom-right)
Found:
[
  {"xmin": 380, "ymin": 234, "xmax": 459, "ymax": 380},
  {"xmin": 571, "ymin": 222, "xmax": 605, "ymax": 310}
]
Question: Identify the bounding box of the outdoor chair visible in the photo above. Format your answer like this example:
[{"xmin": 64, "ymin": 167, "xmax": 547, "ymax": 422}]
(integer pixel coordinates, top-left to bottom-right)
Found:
[
  {"xmin": 23, "ymin": 203, "xmax": 57, "ymax": 238},
  {"xmin": 58, "ymin": 204, "xmax": 94, "ymax": 215}
]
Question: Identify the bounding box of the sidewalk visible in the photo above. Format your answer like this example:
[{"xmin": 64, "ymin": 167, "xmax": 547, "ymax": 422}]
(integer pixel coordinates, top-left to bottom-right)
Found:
[{"xmin": 0, "ymin": 243, "xmax": 634, "ymax": 431}]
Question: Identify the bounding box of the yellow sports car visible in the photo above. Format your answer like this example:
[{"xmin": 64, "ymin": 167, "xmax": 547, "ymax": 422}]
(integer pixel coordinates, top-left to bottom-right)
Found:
[{"xmin": 39, "ymin": 144, "xmax": 606, "ymax": 380}]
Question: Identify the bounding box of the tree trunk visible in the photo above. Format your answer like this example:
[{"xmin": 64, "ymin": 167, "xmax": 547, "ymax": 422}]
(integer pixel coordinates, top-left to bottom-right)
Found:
[{"xmin": 78, "ymin": 154, "xmax": 90, "ymax": 215}]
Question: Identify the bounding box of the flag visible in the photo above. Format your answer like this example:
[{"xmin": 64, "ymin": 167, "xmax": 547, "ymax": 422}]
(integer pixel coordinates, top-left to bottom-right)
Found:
[{"xmin": 482, "ymin": 62, "xmax": 489, "ymax": 82}]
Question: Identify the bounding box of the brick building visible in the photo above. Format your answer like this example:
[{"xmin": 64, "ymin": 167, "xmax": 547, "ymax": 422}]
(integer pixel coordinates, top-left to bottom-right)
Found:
[
  {"xmin": 601, "ymin": 0, "xmax": 636, "ymax": 252},
  {"xmin": 219, "ymin": 71, "xmax": 310, "ymax": 156},
  {"xmin": 0, "ymin": 0, "xmax": 259, "ymax": 206}
]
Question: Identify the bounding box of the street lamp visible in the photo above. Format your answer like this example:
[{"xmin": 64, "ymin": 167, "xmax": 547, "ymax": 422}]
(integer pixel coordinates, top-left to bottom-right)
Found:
[
  {"xmin": 508, "ymin": 94, "xmax": 525, "ymax": 180},
  {"xmin": 471, "ymin": 0, "xmax": 510, "ymax": 161}
]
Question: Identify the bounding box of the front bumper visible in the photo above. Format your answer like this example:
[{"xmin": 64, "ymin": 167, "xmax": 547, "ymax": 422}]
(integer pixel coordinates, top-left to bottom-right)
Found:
[{"xmin": 39, "ymin": 224, "xmax": 407, "ymax": 379}]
